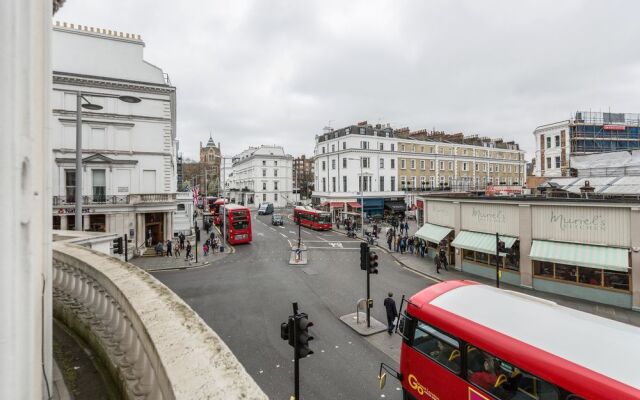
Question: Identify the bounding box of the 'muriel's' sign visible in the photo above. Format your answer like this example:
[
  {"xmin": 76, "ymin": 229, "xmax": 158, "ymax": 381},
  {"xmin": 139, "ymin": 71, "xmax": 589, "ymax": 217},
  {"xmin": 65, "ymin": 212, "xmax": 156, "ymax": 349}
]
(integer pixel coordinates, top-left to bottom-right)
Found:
[
  {"xmin": 471, "ymin": 207, "xmax": 506, "ymax": 223},
  {"xmin": 550, "ymin": 211, "xmax": 606, "ymax": 232}
]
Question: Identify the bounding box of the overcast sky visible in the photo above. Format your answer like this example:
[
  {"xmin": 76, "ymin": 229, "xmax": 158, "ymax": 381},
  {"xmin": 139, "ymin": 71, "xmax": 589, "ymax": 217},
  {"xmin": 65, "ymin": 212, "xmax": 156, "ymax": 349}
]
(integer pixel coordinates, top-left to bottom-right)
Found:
[{"xmin": 56, "ymin": 0, "xmax": 640, "ymax": 160}]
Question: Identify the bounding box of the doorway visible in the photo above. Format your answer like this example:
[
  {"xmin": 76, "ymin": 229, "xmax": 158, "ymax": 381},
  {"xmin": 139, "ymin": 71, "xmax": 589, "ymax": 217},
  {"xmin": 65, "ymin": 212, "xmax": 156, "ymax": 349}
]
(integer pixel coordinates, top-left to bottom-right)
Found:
[{"xmin": 145, "ymin": 212, "xmax": 164, "ymax": 245}]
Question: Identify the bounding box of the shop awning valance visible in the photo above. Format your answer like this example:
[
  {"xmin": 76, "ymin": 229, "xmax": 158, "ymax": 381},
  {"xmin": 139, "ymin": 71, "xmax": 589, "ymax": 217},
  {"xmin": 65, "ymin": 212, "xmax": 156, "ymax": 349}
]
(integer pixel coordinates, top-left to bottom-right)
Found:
[
  {"xmin": 529, "ymin": 240, "xmax": 629, "ymax": 272},
  {"xmin": 452, "ymin": 230, "xmax": 517, "ymax": 255},
  {"xmin": 415, "ymin": 223, "xmax": 453, "ymax": 244},
  {"xmin": 330, "ymin": 202, "xmax": 344, "ymax": 208},
  {"xmin": 384, "ymin": 202, "xmax": 406, "ymax": 211},
  {"xmin": 347, "ymin": 201, "xmax": 362, "ymax": 209}
]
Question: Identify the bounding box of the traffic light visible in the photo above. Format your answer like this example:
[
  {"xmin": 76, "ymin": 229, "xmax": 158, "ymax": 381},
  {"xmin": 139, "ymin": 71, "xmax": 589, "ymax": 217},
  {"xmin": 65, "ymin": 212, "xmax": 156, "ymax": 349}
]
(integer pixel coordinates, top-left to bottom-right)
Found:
[
  {"xmin": 295, "ymin": 313, "xmax": 314, "ymax": 358},
  {"xmin": 360, "ymin": 242, "xmax": 369, "ymax": 270},
  {"xmin": 368, "ymin": 250, "xmax": 379, "ymax": 274},
  {"xmin": 195, "ymin": 228, "xmax": 201, "ymax": 242},
  {"xmin": 497, "ymin": 239, "xmax": 506, "ymax": 254},
  {"xmin": 112, "ymin": 237, "xmax": 123, "ymax": 254},
  {"xmin": 281, "ymin": 317, "xmax": 294, "ymax": 345}
]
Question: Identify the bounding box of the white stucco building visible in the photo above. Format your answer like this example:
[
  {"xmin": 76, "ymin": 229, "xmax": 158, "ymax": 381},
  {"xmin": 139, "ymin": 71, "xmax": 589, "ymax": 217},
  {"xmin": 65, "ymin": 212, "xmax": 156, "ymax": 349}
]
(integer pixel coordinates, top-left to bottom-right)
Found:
[
  {"xmin": 312, "ymin": 123, "xmax": 405, "ymax": 220},
  {"xmin": 226, "ymin": 145, "xmax": 293, "ymax": 209},
  {"xmin": 51, "ymin": 22, "xmax": 178, "ymax": 252}
]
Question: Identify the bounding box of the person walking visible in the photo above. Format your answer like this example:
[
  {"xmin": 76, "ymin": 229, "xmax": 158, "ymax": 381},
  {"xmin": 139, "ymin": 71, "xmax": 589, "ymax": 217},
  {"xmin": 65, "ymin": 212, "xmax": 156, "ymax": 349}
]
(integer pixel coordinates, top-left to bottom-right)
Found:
[
  {"xmin": 174, "ymin": 241, "xmax": 180, "ymax": 258},
  {"xmin": 179, "ymin": 232, "xmax": 185, "ymax": 250},
  {"xmin": 404, "ymin": 221, "xmax": 409, "ymax": 235},
  {"xmin": 146, "ymin": 229, "xmax": 153, "ymax": 247},
  {"xmin": 203, "ymin": 242, "xmax": 209, "ymax": 256},
  {"xmin": 166, "ymin": 239, "xmax": 172, "ymax": 257},
  {"xmin": 383, "ymin": 292, "xmax": 398, "ymax": 335},
  {"xmin": 435, "ymin": 252, "xmax": 442, "ymax": 274},
  {"xmin": 185, "ymin": 240, "xmax": 192, "ymax": 261},
  {"xmin": 439, "ymin": 246, "xmax": 449, "ymax": 271},
  {"xmin": 387, "ymin": 233, "xmax": 392, "ymax": 251}
]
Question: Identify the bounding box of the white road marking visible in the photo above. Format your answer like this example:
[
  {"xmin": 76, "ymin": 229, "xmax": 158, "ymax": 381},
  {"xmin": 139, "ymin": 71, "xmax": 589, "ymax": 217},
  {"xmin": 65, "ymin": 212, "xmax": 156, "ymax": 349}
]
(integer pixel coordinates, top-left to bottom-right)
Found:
[
  {"xmin": 257, "ymin": 232, "xmax": 264, "ymax": 236},
  {"xmin": 269, "ymin": 227, "xmax": 276, "ymax": 231},
  {"xmin": 328, "ymin": 242, "xmax": 343, "ymax": 248},
  {"xmin": 279, "ymin": 226, "xmax": 285, "ymax": 229},
  {"xmin": 305, "ymin": 247, "xmax": 359, "ymax": 250},
  {"xmin": 280, "ymin": 233, "xmax": 287, "ymax": 238},
  {"xmin": 289, "ymin": 231, "xmax": 296, "ymax": 234}
]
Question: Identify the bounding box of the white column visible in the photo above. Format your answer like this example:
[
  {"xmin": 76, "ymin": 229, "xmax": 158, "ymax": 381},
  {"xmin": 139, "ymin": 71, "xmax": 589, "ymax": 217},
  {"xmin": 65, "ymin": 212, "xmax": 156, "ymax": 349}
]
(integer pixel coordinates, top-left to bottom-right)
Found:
[{"xmin": 0, "ymin": 0, "xmax": 52, "ymax": 399}]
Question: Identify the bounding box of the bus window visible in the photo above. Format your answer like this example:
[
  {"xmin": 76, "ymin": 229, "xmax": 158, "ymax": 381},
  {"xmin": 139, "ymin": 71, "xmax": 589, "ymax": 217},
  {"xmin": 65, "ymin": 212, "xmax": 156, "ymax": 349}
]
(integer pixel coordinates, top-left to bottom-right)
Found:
[
  {"xmin": 232, "ymin": 220, "xmax": 249, "ymax": 230},
  {"xmin": 412, "ymin": 321, "xmax": 461, "ymax": 373},
  {"xmin": 466, "ymin": 347, "xmax": 560, "ymax": 400}
]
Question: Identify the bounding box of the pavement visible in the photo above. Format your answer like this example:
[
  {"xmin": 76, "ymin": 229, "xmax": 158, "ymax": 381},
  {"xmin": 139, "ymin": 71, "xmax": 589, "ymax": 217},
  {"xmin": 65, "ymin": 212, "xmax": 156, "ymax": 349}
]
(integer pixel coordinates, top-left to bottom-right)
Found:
[
  {"xmin": 335, "ymin": 220, "xmax": 640, "ymax": 328},
  {"xmin": 130, "ymin": 231, "xmax": 233, "ymax": 272}
]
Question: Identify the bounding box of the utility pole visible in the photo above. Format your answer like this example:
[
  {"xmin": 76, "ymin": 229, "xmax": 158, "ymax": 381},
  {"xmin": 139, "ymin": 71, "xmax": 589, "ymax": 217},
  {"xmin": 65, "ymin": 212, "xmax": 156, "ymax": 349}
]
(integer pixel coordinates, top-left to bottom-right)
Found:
[{"xmin": 75, "ymin": 91, "xmax": 83, "ymax": 231}]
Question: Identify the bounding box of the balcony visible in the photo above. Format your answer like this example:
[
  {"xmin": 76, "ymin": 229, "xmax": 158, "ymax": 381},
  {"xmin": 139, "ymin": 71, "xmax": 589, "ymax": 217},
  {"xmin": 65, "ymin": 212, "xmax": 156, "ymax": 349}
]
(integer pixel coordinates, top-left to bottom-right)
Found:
[
  {"xmin": 54, "ymin": 193, "xmax": 177, "ymax": 206},
  {"xmin": 129, "ymin": 193, "xmax": 176, "ymax": 204},
  {"xmin": 53, "ymin": 235, "xmax": 267, "ymax": 399}
]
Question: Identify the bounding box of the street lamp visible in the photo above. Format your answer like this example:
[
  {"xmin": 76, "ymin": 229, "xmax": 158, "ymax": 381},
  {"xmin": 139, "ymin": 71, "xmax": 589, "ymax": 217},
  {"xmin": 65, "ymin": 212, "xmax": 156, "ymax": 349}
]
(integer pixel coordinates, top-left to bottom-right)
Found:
[
  {"xmin": 347, "ymin": 157, "xmax": 365, "ymax": 238},
  {"xmin": 75, "ymin": 92, "xmax": 141, "ymax": 231}
]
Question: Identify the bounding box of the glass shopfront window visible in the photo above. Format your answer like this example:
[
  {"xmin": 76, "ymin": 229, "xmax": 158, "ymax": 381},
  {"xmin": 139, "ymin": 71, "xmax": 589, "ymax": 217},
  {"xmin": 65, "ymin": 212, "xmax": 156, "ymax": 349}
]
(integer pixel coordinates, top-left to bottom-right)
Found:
[
  {"xmin": 461, "ymin": 241, "xmax": 520, "ymax": 272},
  {"xmin": 533, "ymin": 261, "xmax": 630, "ymax": 292}
]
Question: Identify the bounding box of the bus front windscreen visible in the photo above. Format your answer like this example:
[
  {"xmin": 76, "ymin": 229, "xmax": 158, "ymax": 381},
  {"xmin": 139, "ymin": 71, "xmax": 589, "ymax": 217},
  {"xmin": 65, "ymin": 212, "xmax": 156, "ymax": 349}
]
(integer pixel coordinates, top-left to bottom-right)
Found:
[{"xmin": 318, "ymin": 213, "xmax": 331, "ymax": 224}]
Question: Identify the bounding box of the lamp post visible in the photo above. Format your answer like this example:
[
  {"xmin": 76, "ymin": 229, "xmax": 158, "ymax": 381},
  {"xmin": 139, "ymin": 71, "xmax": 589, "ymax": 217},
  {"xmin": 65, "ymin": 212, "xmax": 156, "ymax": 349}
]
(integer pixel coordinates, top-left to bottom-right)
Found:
[
  {"xmin": 74, "ymin": 92, "xmax": 141, "ymax": 231},
  {"xmin": 347, "ymin": 157, "xmax": 365, "ymax": 238}
]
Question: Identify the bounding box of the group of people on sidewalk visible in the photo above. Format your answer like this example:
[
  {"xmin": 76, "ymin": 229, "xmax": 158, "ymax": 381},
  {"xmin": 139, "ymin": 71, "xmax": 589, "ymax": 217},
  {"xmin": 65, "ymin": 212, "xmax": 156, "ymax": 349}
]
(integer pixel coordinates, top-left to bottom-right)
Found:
[{"xmin": 152, "ymin": 231, "xmax": 222, "ymax": 262}]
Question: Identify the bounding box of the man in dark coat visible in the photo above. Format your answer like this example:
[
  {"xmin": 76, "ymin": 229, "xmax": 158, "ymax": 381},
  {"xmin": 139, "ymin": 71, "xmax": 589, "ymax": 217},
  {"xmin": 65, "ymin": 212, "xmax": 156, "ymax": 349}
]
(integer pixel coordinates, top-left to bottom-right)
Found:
[{"xmin": 383, "ymin": 292, "xmax": 398, "ymax": 335}]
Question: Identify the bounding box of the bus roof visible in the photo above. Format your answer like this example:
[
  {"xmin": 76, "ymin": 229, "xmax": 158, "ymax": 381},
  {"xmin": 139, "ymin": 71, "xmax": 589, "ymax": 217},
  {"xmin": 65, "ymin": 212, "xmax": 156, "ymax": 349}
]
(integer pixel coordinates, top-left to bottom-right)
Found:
[
  {"xmin": 413, "ymin": 282, "xmax": 640, "ymax": 390},
  {"xmin": 223, "ymin": 204, "xmax": 249, "ymax": 211}
]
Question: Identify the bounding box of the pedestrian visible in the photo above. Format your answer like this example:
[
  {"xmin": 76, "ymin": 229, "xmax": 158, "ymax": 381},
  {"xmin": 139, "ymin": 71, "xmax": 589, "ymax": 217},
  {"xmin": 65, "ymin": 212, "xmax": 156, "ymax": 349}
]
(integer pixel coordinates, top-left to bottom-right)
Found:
[
  {"xmin": 400, "ymin": 237, "xmax": 406, "ymax": 254},
  {"xmin": 336, "ymin": 218, "xmax": 340, "ymax": 230},
  {"xmin": 174, "ymin": 241, "xmax": 180, "ymax": 258},
  {"xmin": 420, "ymin": 240, "xmax": 426, "ymax": 257},
  {"xmin": 387, "ymin": 234, "xmax": 392, "ymax": 251},
  {"xmin": 146, "ymin": 229, "xmax": 153, "ymax": 247},
  {"xmin": 166, "ymin": 239, "xmax": 172, "ymax": 257},
  {"xmin": 185, "ymin": 240, "xmax": 192, "ymax": 261},
  {"xmin": 203, "ymin": 242, "xmax": 209, "ymax": 256},
  {"xmin": 179, "ymin": 232, "xmax": 185, "ymax": 249},
  {"xmin": 383, "ymin": 292, "xmax": 398, "ymax": 335},
  {"xmin": 211, "ymin": 237, "xmax": 217, "ymax": 253},
  {"xmin": 209, "ymin": 231, "xmax": 215, "ymax": 244},
  {"xmin": 404, "ymin": 221, "xmax": 409, "ymax": 235},
  {"xmin": 435, "ymin": 252, "xmax": 441, "ymax": 274},
  {"xmin": 440, "ymin": 247, "xmax": 449, "ymax": 271}
]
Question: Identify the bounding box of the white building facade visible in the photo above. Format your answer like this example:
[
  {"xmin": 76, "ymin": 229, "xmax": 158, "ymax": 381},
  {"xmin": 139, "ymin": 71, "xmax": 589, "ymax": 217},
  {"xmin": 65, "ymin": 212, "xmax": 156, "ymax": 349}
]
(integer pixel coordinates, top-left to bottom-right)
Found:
[
  {"xmin": 227, "ymin": 145, "xmax": 293, "ymax": 209},
  {"xmin": 51, "ymin": 22, "xmax": 178, "ymax": 252},
  {"xmin": 312, "ymin": 124, "xmax": 405, "ymax": 220},
  {"xmin": 533, "ymin": 120, "xmax": 570, "ymax": 177}
]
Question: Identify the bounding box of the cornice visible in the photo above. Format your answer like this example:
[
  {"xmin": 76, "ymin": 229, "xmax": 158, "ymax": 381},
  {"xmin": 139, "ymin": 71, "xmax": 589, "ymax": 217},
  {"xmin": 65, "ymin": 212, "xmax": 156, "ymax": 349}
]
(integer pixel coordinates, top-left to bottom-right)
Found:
[{"xmin": 53, "ymin": 72, "xmax": 174, "ymax": 95}]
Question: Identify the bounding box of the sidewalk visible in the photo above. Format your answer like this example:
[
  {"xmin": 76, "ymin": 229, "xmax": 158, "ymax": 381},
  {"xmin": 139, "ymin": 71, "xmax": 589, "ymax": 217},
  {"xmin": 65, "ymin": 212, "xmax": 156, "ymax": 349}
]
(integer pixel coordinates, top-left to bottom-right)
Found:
[
  {"xmin": 388, "ymin": 248, "xmax": 640, "ymax": 327},
  {"xmin": 131, "ymin": 232, "xmax": 232, "ymax": 272}
]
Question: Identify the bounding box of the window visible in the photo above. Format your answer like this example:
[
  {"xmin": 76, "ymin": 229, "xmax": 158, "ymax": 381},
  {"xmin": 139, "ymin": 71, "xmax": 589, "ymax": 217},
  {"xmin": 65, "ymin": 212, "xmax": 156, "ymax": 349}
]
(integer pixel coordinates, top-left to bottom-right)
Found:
[
  {"xmin": 262, "ymin": 160, "xmax": 266, "ymax": 166},
  {"xmin": 362, "ymin": 157, "xmax": 370, "ymax": 168},
  {"xmin": 463, "ymin": 162, "xmax": 468, "ymax": 171},
  {"xmin": 177, "ymin": 204, "xmax": 185, "ymax": 211},
  {"xmin": 555, "ymin": 157, "xmax": 560, "ymax": 168},
  {"xmin": 262, "ymin": 182, "xmax": 267, "ymax": 190},
  {"xmin": 263, "ymin": 169, "xmax": 267, "ymax": 177},
  {"xmin": 420, "ymin": 160, "xmax": 425, "ymax": 170},
  {"xmin": 332, "ymin": 177, "xmax": 336, "ymax": 192},
  {"xmin": 390, "ymin": 159, "xmax": 395, "ymax": 169},
  {"xmin": 379, "ymin": 176, "xmax": 385, "ymax": 191},
  {"xmin": 410, "ymin": 159, "xmax": 416, "ymax": 169},
  {"xmin": 359, "ymin": 127, "xmax": 365, "ymax": 135},
  {"xmin": 437, "ymin": 161, "xmax": 442, "ymax": 170},
  {"xmin": 400, "ymin": 159, "xmax": 406, "ymax": 169},
  {"xmin": 467, "ymin": 347, "xmax": 560, "ymax": 400},
  {"xmin": 412, "ymin": 321, "xmax": 461, "ymax": 373},
  {"xmin": 322, "ymin": 161, "xmax": 326, "ymax": 171},
  {"xmin": 322, "ymin": 146, "xmax": 326, "ymax": 154},
  {"xmin": 379, "ymin": 158, "xmax": 385, "ymax": 169},
  {"xmin": 274, "ymin": 193, "xmax": 278, "ymax": 201},
  {"xmin": 343, "ymin": 158, "xmax": 347, "ymax": 168},
  {"xmin": 274, "ymin": 181, "xmax": 278, "ymax": 190},
  {"xmin": 342, "ymin": 142, "xmax": 346, "ymax": 150},
  {"xmin": 546, "ymin": 157, "xmax": 551, "ymax": 169},
  {"xmin": 489, "ymin": 164, "xmax": 494, "ymax": 172},
  {"xmin": 390, "ymin": 176, "xmax": 395, "ymax": 191},
  {"xmin": 331, "ymin": 159, "xmax": 336, "ymax": 170},
  {"xmin": 448, "ymin": 161, "xmax": 453, "ymax": 170},
  {"xmin": 274, "ymin": 169, "xmax": 278, "ymax": 177},
  {"xmin": 65, "ymin": 169, "xmax": 76, "ymax": 202},
  {"xmin": 331, "ymin": 144, "xmax": 335, "ymax": 152},
  {"xmin": 360, "ymin": 141, "xmax": 369, "ymax": 149},
  {"xmin": 92, "ymin": 169, "xmax": 106, "ymax": 202},
  {"xmin": 391, "ymin": 144, "xmax": 395, "ymax": 152},
  {"xmin": 546, "ymin": 136, "xmax": 551, "ymax": 148},
  {"xmin": 379, "ymin": 143, "xmax": 384, "ymax": 151},
  {"xmin": 322, "ymin": 178, "xmax": 326, "ymax": 192},
  {"xmin": 533, "ymin": 261, "xmax": 629, "ymax": 292},
  {"xmin": 400, "ymin": 144, "xmax": 405, "ymax": 151},
  {"xmin": 555, "ymin": 135, "xmax": 560, "ymax": 147},
  {"xmin": 343, "ymin": 176, "xmax": 347, "ymax": 192},
  {"xmin": 263, "ymin": 194, "xmax": 267, "ymax": 202},
  {"xmin": 475, "ymin": 163, "xmax": 479, "ymax": 171}
]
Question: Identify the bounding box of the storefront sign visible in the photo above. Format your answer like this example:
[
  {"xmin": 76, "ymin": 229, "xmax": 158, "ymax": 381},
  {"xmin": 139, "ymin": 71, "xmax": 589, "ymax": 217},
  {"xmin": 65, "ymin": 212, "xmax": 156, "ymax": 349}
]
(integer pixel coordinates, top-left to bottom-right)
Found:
[
  {"xmin": 549, "ymin": 210, "xmax": 606, "ymax": 232},
  {"xmin": 471, "ymin": 207, "xmax": 505, "ymax": 223},
  {"xmin": 461, "ymin": 203, "xmax": 519, "ymax": 236},
  {"xmin": 603, "ymin": 124, "xmax": 626, "ymax": 131}
]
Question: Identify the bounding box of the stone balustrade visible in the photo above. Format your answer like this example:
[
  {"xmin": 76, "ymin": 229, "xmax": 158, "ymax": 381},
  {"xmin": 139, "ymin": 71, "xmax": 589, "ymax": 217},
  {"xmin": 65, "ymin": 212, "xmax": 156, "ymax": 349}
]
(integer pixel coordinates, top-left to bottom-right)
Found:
[
  {"xmin": 129, "ymin": 193, "xmax": 176, "ymax": 204},
  {"xmin": 53, "ymin": 241, "xmax": 267, "ymax": 400}
]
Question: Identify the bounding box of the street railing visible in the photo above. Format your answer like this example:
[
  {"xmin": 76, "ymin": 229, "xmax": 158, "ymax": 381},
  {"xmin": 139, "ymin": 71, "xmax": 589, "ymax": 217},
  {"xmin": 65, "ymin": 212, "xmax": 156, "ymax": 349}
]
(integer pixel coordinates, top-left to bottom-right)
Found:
[{"xmin": 53, "ymin": 240, "xmax": 267, "ymax": 400}]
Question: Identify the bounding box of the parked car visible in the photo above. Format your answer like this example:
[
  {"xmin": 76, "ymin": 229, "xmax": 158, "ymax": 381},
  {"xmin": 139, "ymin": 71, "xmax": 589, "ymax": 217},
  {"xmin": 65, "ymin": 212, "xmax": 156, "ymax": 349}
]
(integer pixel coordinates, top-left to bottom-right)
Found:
[
  {"xmin": 258, "ymin": 202, "xmax": 274, "ymax": 215},
  {"xmin": 271, "ymin": 213, "xmax": 283, "ymax": 226}
]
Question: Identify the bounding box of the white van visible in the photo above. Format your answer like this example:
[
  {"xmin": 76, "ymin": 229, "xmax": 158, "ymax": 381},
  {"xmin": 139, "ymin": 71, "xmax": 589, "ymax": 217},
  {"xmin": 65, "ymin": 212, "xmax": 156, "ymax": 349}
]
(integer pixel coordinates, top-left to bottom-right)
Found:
[{"xmin": 258, "ymin": 202, "xmax": 274, "ymax": 215}]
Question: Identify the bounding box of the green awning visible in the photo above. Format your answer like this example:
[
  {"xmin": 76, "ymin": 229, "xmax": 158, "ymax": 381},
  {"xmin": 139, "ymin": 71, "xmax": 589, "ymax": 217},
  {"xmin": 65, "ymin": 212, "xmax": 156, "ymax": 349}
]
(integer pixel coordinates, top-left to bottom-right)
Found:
[
  {"xmin": 451, "ymin": 230, "xmax": 517, "ymax": 255},
  {"xmin": 415, "ymin": 223, "xmax": 453, "ymax": 244},
  {"xmin": 530, "ymin": 240, "xmax": 628, "ymax": 272}
]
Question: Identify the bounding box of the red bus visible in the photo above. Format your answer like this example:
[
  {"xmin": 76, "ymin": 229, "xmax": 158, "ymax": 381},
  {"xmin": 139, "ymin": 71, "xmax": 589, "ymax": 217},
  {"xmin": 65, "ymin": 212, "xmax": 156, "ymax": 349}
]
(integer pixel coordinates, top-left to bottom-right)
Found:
[
  {"xmin": 380, "ymin": 280, "xmax": 640, "ymax": 400},
  {"xmin": 222, "ymin": 204, "xmax": 252, "ymax": 245},
  {"xmin": 211, "ymin": 198, "xmax": 226, "ymax": 225},
  {"xmin": 293, "ymin": 206, "xmax": 332, "ymax": 230},
  {"xmin": 205, "ymin": 196, "xmax": 218, "ymax": 212}
]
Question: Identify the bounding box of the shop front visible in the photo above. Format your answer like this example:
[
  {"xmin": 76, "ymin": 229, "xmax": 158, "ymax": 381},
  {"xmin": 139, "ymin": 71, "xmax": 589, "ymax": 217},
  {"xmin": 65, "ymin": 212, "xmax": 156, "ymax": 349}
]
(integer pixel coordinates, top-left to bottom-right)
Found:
[{"xmin": 415, "ymin": 222, "xmax": 455, "ymax": 265}]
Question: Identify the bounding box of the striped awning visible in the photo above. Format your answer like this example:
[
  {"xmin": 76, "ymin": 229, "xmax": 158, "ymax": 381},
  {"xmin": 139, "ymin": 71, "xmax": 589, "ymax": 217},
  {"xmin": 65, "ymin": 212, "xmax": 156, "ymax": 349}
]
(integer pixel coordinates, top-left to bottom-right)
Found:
[
  {"xmin": 415, "ymin": 223, "xmax": 452, "ymax": 244},
  {"xmin": 530, "ymin": 240, "xmax": 629, "ymax": 272},
  {"xmin": 451, "ymin": 230, "xmax": 517, "ymax": 255},
  {"xmin": 330, "ymin": 202, "xmax": 344, "ymax": 208}
]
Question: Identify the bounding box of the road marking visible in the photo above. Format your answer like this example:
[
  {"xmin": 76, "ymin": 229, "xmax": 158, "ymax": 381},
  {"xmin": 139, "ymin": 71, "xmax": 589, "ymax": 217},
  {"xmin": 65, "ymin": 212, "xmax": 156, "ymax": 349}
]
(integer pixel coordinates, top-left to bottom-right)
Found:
[
  {"xmin": 305, "ymin": 246, "xmax": 359, "ymax": 250},
  {"xmin": 328, "ymin": 242, "xmax": 343, "ymax": 248},
  {"xmin": 269, "ymin": 227, "xmax": 276, "ymax": 231},
  {"xmin": 280, "ymin": 233, "xmax": 287, "ymax": 238},
  {"xmin": 289, "ymin": 231, "xmax": 296, "ymax": 234},
  {"xmin": 279, "ymin": 226, "xmax": 285, "ymax": 229},
  {"xmin": 257, "ymin": 232, "xmax": 264, "ymax": 236}
]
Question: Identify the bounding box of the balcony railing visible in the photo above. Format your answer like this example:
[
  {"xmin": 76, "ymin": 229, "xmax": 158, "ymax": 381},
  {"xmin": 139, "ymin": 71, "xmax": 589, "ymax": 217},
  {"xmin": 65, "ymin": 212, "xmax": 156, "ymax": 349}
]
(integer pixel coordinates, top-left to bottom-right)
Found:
[
  {"xmin": 53, "ymin": 195, "xmax": 130, "ymax": 206},
  {"xmin": 53, "ymin": 239, "xmax": 267, "ymax": 399},
  {"xmin": 129, "ymin": 193, "xmax": 176, "ymax": 204}
]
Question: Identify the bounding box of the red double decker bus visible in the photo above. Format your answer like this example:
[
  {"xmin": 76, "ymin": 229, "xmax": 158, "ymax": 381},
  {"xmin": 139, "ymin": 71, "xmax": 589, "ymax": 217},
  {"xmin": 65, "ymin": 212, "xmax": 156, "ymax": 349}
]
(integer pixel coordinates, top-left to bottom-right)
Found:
[
  {"xmin": 380, "ymin": 280, "xmax": 640, "ymax": 400},
  {"xmin": 222, "ymin": 204, "xmax": 252, "ymax": 245},
  {"xmin": 293, "ymin": 206, "xmax": 332, "ymax": 230},
  {"xmin": 211, "ymin": 198, "xmax": 226, "ymax": 225}
]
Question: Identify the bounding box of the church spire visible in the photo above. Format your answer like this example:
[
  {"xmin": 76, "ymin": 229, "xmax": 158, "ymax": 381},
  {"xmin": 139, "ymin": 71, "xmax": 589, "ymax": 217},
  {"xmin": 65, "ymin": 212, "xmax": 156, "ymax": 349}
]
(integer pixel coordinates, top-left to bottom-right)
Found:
[{"xmin": 206, "ymin": 131, "xmax": 216, "ymax": 147}]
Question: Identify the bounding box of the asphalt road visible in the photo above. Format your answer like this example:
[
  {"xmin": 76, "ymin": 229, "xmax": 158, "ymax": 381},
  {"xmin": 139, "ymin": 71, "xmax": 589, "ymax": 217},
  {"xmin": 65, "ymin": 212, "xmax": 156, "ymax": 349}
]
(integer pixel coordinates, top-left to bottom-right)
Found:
[{"xmin": 153, "ymin": 209, "xmax": 436, "ymax": 400}]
